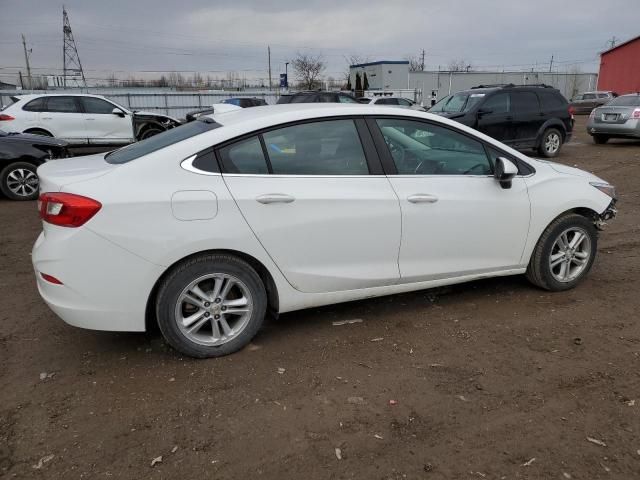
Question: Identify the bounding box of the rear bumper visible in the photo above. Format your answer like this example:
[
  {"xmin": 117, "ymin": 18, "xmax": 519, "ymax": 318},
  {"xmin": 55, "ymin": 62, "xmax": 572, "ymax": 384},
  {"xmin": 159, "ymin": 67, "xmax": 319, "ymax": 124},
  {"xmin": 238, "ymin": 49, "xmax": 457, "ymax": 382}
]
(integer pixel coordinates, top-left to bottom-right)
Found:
[
  {"xmin": 32, "ymin": 227, "xmax": 164, "ymax": 332},
  {"xmin": 587, "ymin": 119, "xmax": 640, "ymax": 137}
]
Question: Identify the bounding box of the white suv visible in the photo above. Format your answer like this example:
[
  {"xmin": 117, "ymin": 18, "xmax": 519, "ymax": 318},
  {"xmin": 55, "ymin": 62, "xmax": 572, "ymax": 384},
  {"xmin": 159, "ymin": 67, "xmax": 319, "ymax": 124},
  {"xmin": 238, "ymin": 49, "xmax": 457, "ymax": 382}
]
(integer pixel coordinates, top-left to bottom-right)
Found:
[{"xmin": 0, "ymin": 94, "xmax": 180, "ymax": 145}]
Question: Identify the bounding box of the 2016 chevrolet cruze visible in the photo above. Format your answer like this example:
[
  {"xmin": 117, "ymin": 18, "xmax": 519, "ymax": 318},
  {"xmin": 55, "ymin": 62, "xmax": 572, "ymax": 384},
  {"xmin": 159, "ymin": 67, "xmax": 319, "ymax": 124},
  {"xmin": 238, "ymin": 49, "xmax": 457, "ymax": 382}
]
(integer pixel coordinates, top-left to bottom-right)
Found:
[{"xmin": 33, "ymin": 104, "xmax": 617, "ymax": 358}]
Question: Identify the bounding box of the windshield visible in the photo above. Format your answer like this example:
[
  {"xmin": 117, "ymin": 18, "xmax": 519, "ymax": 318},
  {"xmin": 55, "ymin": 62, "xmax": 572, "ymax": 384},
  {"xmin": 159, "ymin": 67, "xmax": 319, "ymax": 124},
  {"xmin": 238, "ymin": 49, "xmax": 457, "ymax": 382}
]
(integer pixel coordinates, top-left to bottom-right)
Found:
[
  {"xmin": 606, "ymin": 95, "xmax": 640, "ymax": 107},
  {"xmin": 429, "ymin": 92, "xmax": 486, "ymax": 113},
  {"xmin": 105, "ymin": 119, "xmax": 220, "ymax": 164}
]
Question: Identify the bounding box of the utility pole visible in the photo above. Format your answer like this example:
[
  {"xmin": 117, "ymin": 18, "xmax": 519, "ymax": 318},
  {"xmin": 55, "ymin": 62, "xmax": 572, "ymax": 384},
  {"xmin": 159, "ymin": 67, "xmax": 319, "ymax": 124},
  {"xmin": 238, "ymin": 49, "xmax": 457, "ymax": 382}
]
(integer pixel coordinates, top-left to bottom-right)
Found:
[
  {"xmin": 267, "ymin": 46, "xmax": 272, "ymax": 91},
  {"xmin": 21, "ymin": 34, "xmax": 32, "ymax": 90},
  {"xmin": 548, "ymin": 54, "xmax": 554, "ymax": 73},
  {"xmin": 420, "ymin": 49, "xmax": 425, "ymax": 71}
]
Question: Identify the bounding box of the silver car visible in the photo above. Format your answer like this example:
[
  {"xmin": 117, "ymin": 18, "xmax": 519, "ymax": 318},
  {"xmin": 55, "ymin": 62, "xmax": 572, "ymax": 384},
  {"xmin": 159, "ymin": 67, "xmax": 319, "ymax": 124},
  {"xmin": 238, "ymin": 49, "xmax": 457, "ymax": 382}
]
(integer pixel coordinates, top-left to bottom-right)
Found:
[{"xmin": 587, "ymin": 93, "xmax": 640, "ymax": 144}]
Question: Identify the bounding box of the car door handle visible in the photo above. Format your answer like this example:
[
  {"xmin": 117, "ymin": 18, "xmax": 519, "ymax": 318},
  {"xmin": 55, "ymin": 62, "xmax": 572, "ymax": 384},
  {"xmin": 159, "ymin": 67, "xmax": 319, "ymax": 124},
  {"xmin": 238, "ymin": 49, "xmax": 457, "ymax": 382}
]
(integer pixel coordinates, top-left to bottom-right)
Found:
[
  {"xmin": 86, "ymin": 118, "xmax": 95, "ymax": 121},
  {"xmin": 407, "ymin": 194, "xmax": 438, "ymax": 204},
  {"xmin": 505, "ymin": 116, "xmax": 513, "ymax": 121},
  {"xmin": 42, "ymin": 117, "xmax": 52, "ymax": 120},
  {"xmin": 256, "ymin": 194, "xmax": 295, "ymax": 204}
]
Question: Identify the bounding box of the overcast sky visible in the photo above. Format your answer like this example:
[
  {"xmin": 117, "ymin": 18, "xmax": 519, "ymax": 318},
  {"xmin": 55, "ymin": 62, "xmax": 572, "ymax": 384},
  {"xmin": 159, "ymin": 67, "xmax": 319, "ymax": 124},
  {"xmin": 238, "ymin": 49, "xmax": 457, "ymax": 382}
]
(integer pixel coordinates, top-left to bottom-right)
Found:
[{"xmin": 1, "ymin": 0, "xmax": 639, "ymax": 85}]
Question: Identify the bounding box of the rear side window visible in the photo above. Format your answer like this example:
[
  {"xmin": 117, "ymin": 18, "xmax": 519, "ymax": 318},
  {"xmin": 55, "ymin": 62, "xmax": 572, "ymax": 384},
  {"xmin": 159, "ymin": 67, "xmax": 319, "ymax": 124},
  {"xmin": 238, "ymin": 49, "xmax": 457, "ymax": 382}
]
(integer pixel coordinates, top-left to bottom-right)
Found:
[
  {"xmin": 338, "ymin": 95, "xmax": 358, "ymax": 103},
  {"xmin": 262, "ymin": 120, "xmax": 368, "ymax": 175},
  {"xmin": 22, "ymin": 97, "xmax": 46, "ymax": 112},
  {"xmin": 511, "ymin": 92, "xmax": 540, "ymax": 113},
  {"xmin": 218, "ymin": 136, "xmax": 269, "ymax": 174},
  {"xmin": 397, "ymin": 98, "xmax": 412, "ymax": 106},
  {"xmin": 481, "ymin": 93, "xmax": 510, "ymax": 113},
  {"xmin": 81, "ymin": 97, "xmax": 117, "ymax": 114},
  {"xmin": 538, "ymin": 91, "xmax": 567, "ymax": 111},
  {"xmin": 46, "ymin": 96, "xmax": 79, "ymax": 113},
  {"xmin": 105, "ymin": 119, "xmax": 220, "ymax": 164},
  {"xmin": 583, "ymin": 93, "xmax": 597, "ymax": 100},
  {"xmin": 376, "ymin": 98, "xmax": 398, "ymax": 105}
]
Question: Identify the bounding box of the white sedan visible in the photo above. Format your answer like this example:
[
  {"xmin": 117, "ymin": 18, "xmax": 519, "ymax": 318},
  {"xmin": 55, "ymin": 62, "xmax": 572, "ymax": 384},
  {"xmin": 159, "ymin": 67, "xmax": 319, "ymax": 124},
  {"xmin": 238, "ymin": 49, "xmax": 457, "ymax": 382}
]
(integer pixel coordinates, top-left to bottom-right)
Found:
[
  {"xmin": 33, "ymin": 104, "xmax": 617, "ymax": 358},
  {"xmin": 0, "ymin": 93, "xmax": 180, "ymax": 145}
]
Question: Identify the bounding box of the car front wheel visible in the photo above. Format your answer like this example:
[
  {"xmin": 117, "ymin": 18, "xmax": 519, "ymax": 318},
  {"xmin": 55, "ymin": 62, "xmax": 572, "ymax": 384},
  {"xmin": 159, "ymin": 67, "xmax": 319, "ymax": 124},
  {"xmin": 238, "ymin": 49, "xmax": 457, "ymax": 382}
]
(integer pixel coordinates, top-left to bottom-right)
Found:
[
  {"xmin": 538, "ymin": 128, "xmax": 563, "ymax": 158},
  {"xmin": 526, "ymin": 214, "xmax": 597, "ymax": 291},
  {"xmin": 156, "ymin": 254, "xmax": 267, "ymax": 358},
  {"xmin": 0, "ymin": 162, "xmax": 40, "ymax": 201}
]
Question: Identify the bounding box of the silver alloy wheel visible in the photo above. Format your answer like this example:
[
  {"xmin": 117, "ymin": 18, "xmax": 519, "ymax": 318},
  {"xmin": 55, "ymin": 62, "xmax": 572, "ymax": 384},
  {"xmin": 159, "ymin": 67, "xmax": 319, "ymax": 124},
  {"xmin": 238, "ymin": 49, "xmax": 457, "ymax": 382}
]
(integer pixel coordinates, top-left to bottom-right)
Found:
[
  {"xmin": 175, "ymin": 273, "xmax": 253, "ymax": 346},
  {"xmin": 544, "ymin": 132, "xmax": 561, "ymax": 154},
  {"xmin": 549, "ymin": 227, "xmax": 591, "ymax": 283},
  {"xmin": 6, "ymin": 168, "xmax": 38, "ymax": 197}
]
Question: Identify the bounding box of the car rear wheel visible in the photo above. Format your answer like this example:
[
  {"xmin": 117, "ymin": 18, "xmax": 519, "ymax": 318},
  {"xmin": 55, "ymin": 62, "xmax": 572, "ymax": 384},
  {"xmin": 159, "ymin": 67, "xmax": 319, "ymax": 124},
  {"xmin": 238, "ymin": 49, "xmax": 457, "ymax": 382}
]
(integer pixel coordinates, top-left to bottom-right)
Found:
[
  {"xmin": 526, "ymin": 214, "xmax": 597, "ymax": 291},
  {"xmin": 0, "ymin": 162, "xmax": 39, "ymax": 201},
  {"xmin": 592, "ymin": 135, "xmax": 609, "ymax": 144},
  {"xmin": 156, "ymin": 254, "xmax": 267, "ymax": 358},
  {"xmin": 538, "ymin": 128, "xmax": 563, "ymax": 158}
]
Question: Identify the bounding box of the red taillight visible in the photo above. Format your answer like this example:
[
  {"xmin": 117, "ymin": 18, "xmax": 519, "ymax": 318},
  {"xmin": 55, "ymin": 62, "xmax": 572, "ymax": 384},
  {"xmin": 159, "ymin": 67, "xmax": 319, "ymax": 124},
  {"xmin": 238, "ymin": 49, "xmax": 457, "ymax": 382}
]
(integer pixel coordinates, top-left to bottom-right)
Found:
[
  {"xmin": 568, "ymin": 106, "xmax": 575, "ymax": 116},
  {"xmin": 38, "ymin": 192, "xmax": 102, "ymax": 227},
  {"xmin": 0, "ymin": 114, "xmax": 15, "ymax": 121},
  {"xmin": 633, "ymin": 108, "xmax": 640, "ymax": 119},
  {"xmin": 40, "ymin": 272, "xmax": 63, "ymax": 285}
]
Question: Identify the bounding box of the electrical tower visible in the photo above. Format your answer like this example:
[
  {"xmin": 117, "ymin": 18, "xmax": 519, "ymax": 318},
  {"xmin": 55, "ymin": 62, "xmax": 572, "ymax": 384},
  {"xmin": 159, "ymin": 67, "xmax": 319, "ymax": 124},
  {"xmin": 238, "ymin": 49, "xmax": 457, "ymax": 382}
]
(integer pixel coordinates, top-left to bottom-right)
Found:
[{"xmin": 62, "ymin": 6, "xmax": 86, "ymax": 89}]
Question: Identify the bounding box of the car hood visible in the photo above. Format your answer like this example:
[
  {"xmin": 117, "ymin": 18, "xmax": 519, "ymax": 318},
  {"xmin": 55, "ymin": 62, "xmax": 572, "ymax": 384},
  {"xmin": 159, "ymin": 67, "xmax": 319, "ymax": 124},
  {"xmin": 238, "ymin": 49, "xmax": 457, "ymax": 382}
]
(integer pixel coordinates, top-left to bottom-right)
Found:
[
  {"xmin": 0, "ymin": 132, "xmax": 68, "ymax": 147},
  {"xmin": 533, "ymin": 159, "xmax": 606, "ymax": 183}
]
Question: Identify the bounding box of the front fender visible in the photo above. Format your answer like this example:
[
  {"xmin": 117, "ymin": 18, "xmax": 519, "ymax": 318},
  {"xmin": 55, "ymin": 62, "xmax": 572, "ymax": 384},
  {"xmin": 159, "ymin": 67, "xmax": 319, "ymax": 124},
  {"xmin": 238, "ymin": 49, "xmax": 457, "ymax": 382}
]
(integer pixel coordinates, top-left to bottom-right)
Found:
[{"xmin": 520, "ymin": 173, "xmax": 612, "ymax": 264}]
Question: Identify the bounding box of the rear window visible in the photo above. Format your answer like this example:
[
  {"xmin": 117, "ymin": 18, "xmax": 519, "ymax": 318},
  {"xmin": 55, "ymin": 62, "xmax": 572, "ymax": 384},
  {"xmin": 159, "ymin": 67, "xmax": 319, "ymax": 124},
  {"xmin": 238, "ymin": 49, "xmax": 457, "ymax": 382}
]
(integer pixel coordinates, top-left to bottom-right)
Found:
[
  {"xmin": 105, "ymin": 119, "xmax": 220, "ymax": 164},
  {"xmin": 538, "ymin": 91, "xmax": 567, "ymax": 111},
  {"xmin": 607, "ymin": 95, "xmax": 640, "ymax": 107},
  {"xmin": 22, "ymin": 97, "xmax": 47, "ymax": 112}
]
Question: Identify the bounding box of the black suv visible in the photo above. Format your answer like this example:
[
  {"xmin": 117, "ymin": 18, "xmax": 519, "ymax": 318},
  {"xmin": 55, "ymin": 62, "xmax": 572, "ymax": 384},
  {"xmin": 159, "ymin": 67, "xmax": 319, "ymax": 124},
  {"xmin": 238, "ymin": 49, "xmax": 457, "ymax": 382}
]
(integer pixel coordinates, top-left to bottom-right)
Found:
[
  {"xmin": 277, "ymin": 91, "xmax": 359, "ymax": 104},
  {"xmin": 429, "ymin": 84, "xmax": 573, "ymax": 157}
]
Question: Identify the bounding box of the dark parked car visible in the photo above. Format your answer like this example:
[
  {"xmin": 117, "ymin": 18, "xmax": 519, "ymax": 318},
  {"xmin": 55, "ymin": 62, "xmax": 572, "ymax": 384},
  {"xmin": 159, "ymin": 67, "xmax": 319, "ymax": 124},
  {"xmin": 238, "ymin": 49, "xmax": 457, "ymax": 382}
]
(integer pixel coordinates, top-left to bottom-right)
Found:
[
  {"xmin": 0, "ymin": 129, "xmax": 69, "ymax": 200},
  {"xmin": 429, "ymin": 84, "xmax": 573, "ymax": 157},
  {"xmin": 184, "ymin": 97, "xmax": 266, "ymax": 122},
  {"xmin": 277, "ymin": 91, "xmax": 359, "ymax": 104},
  {"xmin": 221, "ymin": 97, "xmax": 267, "ymax": 108},
  {"xmin": 570, "ymin": 91, "xmax": 618, "ymax": 114}
]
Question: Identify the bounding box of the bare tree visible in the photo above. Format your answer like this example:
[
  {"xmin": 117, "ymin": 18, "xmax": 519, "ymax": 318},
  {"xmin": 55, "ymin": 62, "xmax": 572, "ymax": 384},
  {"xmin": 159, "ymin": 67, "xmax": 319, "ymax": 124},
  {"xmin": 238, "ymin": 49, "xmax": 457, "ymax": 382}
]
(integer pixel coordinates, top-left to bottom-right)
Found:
[
  {"xmin": 566, "ymin": 65, "xmax": 582, "ymax": 99},
  {"xmin": 292, "ymin": 53, "xmax": 325, "ymax": 90},
  {"xmin": 447, "ymin": 59, "xmax": 473, "ymax": 72},
  {"xmin": 343, "ymin": 54, "xmax": 369, "ymax": 85},
  {"xmin": 405, "ymin": 55, "xmax": 422, "ymax": 72}
]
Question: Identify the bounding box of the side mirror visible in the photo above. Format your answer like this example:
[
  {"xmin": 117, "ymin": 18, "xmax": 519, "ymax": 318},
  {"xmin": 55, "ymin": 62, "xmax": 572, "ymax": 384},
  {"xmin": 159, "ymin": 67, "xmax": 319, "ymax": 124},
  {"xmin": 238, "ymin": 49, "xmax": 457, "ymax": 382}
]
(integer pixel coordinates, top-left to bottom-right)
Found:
[
  {"xmin": 477, "ymin": 107, "xmax": 493, "ymax": 117},
  {"xmin": 112, "ymin": 108, "xmax": 126, "ymax": 118},
  {"xmin": 494, "ymin": 157, "xmax": 518, "ymax": 189}
]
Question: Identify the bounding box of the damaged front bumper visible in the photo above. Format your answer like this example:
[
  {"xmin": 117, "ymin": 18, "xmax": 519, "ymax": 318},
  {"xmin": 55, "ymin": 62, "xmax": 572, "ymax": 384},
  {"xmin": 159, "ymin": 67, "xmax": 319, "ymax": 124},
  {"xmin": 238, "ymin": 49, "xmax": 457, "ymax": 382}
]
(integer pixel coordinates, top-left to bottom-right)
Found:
[{"xmin": 596, "ymin": 199, "xmax": 617, "ymax": 229}]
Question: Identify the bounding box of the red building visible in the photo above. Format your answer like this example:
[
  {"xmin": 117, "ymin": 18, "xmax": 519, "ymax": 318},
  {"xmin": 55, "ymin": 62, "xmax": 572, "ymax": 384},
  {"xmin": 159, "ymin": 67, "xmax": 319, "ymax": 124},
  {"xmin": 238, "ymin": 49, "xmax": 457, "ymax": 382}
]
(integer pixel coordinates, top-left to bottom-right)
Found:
[{"xmin": 597, "ymin": 35, "xmax": 640, "ymax": 94}]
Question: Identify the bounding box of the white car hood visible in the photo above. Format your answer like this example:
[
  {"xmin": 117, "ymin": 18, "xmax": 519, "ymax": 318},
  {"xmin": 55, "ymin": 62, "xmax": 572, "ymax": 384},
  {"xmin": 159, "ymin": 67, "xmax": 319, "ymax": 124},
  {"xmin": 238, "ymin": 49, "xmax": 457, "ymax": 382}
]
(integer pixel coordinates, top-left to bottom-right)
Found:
[{"xmin": 532, "ymin": 158, "xmax": 606, "ymax": 183}]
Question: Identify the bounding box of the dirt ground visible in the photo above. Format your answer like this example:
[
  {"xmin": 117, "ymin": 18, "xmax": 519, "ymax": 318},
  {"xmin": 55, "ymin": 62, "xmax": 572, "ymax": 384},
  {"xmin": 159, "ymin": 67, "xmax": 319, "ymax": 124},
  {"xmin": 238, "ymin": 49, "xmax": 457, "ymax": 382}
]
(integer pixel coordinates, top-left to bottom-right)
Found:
[{"xmin": 1, "ymin": 116, "xmax": 639, "ymax": 480}]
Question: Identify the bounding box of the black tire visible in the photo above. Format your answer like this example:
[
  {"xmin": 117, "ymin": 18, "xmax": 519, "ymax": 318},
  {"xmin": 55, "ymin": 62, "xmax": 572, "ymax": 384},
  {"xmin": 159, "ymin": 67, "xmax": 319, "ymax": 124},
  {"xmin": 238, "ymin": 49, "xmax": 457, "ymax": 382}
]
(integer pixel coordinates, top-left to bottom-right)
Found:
[
  {"xmin": 0, "ymin": 162, "xmax": 39, "ymax": 201},
  {"xmin": 592, "ymin": 135, "xmax": 609, "ymax": 145},
  {"xmin": 537, "ymin": 128, "xmax": 563, "ymax": 158},
  {"xmin": 138, "ymin": 126, "xmax": 163, "ymax": 140},
  {"xmin": 24, "ymin": 128, "xmax": 53, "ymax": 137},
  {"xmin": 526, "ymin": 214, "xmax": 598, "ymax": 291},
  {"xmin": 155, "ymin": 254, "xmax": 267, "ymax": 358}
]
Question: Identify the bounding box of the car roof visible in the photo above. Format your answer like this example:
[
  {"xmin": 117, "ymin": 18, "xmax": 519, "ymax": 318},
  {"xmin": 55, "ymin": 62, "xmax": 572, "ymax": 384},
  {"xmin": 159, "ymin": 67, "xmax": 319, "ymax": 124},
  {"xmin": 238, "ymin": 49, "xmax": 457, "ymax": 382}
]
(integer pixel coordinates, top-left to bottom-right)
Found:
[
  {"xmin": 207, "ymin": 103, "xmax": 445, "ymax": 133},
  {"xmin": 14, "ymin": 93, "xmax": 109, "ymax": 100},
  {"xmin": 372, "ymin": 96, "xmax": 411, "ymax": 100}
]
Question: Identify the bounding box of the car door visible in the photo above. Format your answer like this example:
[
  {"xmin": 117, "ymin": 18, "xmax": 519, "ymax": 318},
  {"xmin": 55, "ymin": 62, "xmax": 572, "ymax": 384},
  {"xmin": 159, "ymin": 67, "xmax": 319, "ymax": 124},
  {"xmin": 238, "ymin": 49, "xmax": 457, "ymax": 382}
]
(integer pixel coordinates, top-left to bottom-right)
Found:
[
  {"xmin": 510, "ymin": 91, "xmax": 544, "ymax": 148},
  {"xmin": 475, "ymin": 92, "xmax": 515, "ymax": 144},
  {"xmin": 40, "ymin": 96, "xmax": 87, "ymax": 144},
  {"xmin": 220, "ymin": 118, "xmax": 401, "ymax": 293},
  {"xmin": 80, "ymin": 97, "xmax": 134, "ymax": 144},
  {"xmin": 368, "ymin": 117, "xmax": 531, "ymax": 282}
]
